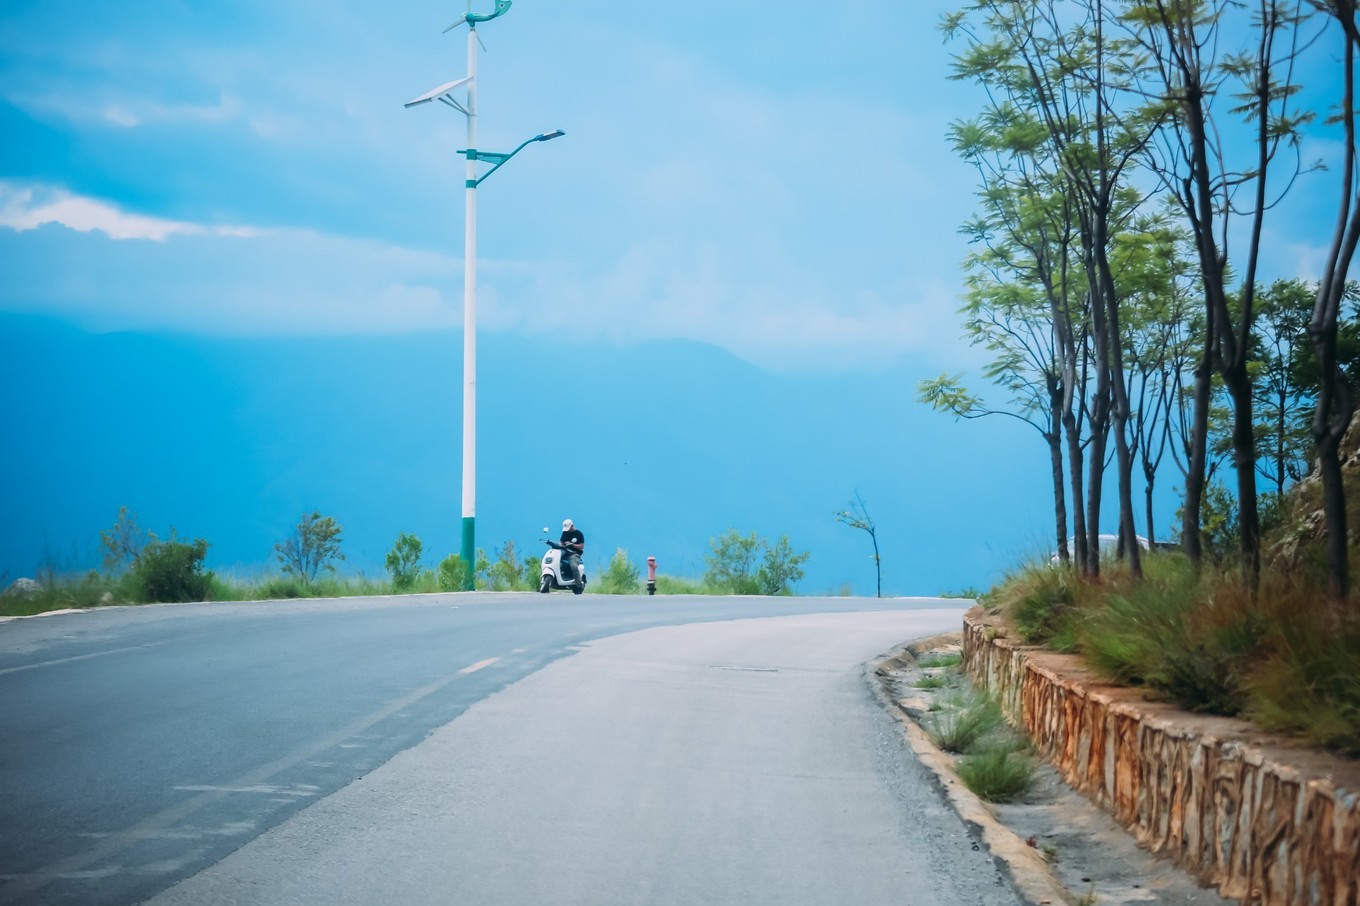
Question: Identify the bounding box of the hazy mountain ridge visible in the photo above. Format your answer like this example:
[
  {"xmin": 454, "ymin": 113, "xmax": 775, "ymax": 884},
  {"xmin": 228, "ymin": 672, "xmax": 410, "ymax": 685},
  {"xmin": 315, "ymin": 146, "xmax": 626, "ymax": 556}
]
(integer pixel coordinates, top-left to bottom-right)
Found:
[{"xmin": 2, "ymin": 313, "xmax": 1051, "ymax": 594}]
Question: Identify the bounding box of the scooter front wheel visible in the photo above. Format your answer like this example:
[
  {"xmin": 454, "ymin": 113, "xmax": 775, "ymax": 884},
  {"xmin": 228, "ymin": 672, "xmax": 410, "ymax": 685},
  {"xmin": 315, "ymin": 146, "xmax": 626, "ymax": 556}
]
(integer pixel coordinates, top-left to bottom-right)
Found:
[{"xmin": 539, "ymin": 574, "xmax": 552, "ymax": 593}]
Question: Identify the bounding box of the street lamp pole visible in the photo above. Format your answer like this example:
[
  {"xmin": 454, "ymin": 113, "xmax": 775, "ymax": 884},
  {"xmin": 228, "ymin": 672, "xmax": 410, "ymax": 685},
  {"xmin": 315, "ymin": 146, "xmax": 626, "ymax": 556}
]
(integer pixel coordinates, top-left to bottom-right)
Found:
[
  {"xmin": 405, "ymin": 1, "xmax": 562, "ymax": 589},
  {"xmin": 460, "ymin": 19, "xmax": 479, "ymax": 589}
]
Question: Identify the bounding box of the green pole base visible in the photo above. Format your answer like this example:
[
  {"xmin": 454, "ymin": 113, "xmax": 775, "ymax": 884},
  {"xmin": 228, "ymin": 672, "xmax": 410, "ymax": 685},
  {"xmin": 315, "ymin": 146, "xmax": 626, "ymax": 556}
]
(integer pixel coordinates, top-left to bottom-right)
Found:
[{"xmin": 461, "ymin": 516, "xmax": 475, "ymax": 591}]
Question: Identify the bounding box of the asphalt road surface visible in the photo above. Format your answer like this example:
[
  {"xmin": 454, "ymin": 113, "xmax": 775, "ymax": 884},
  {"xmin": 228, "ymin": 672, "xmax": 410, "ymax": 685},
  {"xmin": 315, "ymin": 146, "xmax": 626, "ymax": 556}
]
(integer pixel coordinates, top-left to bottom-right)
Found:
[{"xmin": 0, "ymin": 593, "xmax": 1021, "ymax": 905}]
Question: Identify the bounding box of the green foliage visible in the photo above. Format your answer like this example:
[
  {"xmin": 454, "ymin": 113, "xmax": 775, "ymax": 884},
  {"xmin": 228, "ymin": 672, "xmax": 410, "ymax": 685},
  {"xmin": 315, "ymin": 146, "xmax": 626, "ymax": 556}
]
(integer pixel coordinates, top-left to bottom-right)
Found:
[
  {"xmin": 928, "ymin": 693, "xmax": 1004, "ymax": 754},
  {"xmin": 704, "ymin": 530, "xmax": 764, "ymax": 594},
  {"xmin": 483, "ymin": 540, "xmax": 532, "ymax": 590},
  {"xmin": 1079, "ymin": 575, "xmax": 1261, "ymax": 715},
  {"xmin": 654, "ymin": 575, "xmax": 708, "ymax": 595},
  {"xmin": 437, "ymin": 554, "xmax": 470, "ymax": 592},
  {"xmin": 1248, "ymin": 594, "xmax": 1360, "ymax": 756},
  {"xmin": 385, "ymin": 532, "xmax": 424, "ymax": 592},
  {"xmin": 915, "ymin": 676, "xmax": 947, "ymax": 690},
  {"xmin": 595, "ymin": 548, "xmax": 642, "ymax": 595},
  {"xmin": 757, "ymin": 534, "xmax": 810, "ymax": 595},
  {"xmin": 1, "ymin": 569, "xmax": 120, "ymax": 616},
  {"xmin": 703, "ymin": 529, "xmax": 810, "ymax": 595},
  {"xmin": 132, "ymin": 537, "xmax": 214, "ymax": 603},
  {"xmin": 956, "ymin": 746, "xmax": 1035, "ymax": 803},
  {"xmin": 988, "ymin": 564, "xmax": 1083, "ymax": 649},
  {"xmin": 100, "ymin": 506, "xmax": 149, "ymax": 573},
  {"xmin": 274, "ymin": 511, "xmax": 345, "ymax": 583},
  {"xmin": 989, "ymin": 553, "xmax": 1360, "ymax": 755},
  {"xmin": 918, "ymin": 653, "xmax": 964, "ymax": 669}
]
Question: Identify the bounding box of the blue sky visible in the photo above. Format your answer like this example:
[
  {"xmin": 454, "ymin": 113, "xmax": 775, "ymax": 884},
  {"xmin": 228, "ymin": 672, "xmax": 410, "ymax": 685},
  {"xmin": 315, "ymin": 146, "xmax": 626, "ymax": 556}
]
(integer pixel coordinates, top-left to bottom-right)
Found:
[{"xmin": 0, "ymin": 1, "xmax": 1349, "ymax": 594}]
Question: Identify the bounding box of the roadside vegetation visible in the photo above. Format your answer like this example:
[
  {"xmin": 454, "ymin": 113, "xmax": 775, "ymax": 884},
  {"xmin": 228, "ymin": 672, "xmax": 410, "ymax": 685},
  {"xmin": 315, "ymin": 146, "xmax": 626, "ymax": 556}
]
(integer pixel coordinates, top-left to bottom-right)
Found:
[
  {"xmin": 907, "ymin": 649, "xmax": 1036, "ymax": 803},
  {"xmin": 916, "ymin": 2, "xmax": 1360, "ymax": 762},
  {"xmin": 986, "ymin": 546, "xmax": 1360, "ymax": 758},
  {"xmin": 2, "ymin": 510, "xmax": 814, "ymax": 616}
]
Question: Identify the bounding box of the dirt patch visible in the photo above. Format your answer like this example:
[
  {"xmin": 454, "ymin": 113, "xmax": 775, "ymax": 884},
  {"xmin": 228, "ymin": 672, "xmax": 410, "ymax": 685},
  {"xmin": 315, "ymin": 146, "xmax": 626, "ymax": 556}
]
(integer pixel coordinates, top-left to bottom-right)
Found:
[{"xmin": 873, "ymin": 635, "xmax": 1236, "ymax": 906}]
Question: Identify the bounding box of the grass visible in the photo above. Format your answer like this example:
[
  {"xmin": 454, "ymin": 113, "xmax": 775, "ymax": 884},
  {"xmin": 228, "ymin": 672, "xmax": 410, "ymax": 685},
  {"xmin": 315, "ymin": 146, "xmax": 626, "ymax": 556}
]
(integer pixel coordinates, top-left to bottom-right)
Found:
[
  {"xmin": 923, "ymin": 681, "xmax": 1035, "ymax": 802},
  {"xmin": 956, "ymin": 745, "xmax": 1035, "ymax": 803},
  {"xmin": 914, "ymin": 675, "xmax": 947, "ymax": 690},
  {"xmin": 989, "ymin": 552, "xmax": 1360, "ymax": 758},
  {"xmin": 928, "ymin": 691, "xmax": 1004, "ymax": 754},
  {"xmin": 918, "ymin": 652, "xmax": 963, "ymax": 669}
]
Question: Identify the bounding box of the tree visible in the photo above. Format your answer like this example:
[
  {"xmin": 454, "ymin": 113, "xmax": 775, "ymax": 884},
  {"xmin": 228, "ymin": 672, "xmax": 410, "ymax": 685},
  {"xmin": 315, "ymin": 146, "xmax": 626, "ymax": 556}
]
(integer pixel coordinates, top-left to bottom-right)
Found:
[
  {"xmin": 946, "ymin": 0, "xmax": 1155, "ymax": 578},
  {"xmin": 1305, "ymin": 0, "xmax": 1360, "ymax": 599},
  {"xmin": 385, "ymin": 533, "xmax": 424, "ymax": 592},
  {"xmin": 274, "ymin": 511, "xmax": 345, "ymax": 584},
  {"xmin": 1120, "ymin": 0, "xmax": 1313, "ymax": 586},
  {"xmin": 703, "ymin": 530, "xmax": 764, "ymax": 594},
  {"xmin": 757, "ymin": 535, "xmax": 810, "ymax": 596},
  {"xmin": 100, "ymin": 506, "xmax": 149, "ymax": 573},
  {"xmin": 1252, "ymin": 279, "xmax": 1318, "ymax": 500},
  {"xmin": 834, "ymin": 491, "xmax": 882, "ymax": 596}
]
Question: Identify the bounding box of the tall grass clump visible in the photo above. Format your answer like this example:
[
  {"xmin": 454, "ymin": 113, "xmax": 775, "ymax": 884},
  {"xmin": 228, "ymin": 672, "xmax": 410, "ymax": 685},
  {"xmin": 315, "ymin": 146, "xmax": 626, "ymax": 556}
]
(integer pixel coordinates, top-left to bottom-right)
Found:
[
  {"xmin": 956, "ymin": 745, "xmax": 1035, "ymax": 803},
  {"xmin": 928, "ymin": 692, "xmax": 1004, "ymax": 754},
  {"xmin": 985, "ymin": 563, "xmax": 1086, "ymax": 649},
  {"xmin": 1248, "ymin": 586, "xmax": 1360, "ymax": 756},
  {"xmin": 1076, "ymin": 565, "xmax": 1260, "ymax": 715},
  {"xmin": 988, "ymin": 549, "xmax": 1360, "ymax": 757}
]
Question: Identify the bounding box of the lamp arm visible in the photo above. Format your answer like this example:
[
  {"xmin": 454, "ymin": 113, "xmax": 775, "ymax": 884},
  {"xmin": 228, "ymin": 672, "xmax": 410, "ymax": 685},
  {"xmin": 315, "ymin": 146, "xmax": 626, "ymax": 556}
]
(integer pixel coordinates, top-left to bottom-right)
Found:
[{"xmin": 467, "ymin": 135, "xmax": 538, "ymax": 188}]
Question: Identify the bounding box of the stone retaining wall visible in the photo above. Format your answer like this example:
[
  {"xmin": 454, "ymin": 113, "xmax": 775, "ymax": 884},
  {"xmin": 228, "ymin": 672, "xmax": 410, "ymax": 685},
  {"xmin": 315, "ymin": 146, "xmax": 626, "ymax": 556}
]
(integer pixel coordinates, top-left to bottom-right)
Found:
[{"xmin": 961, "ymin": 607, "xmax": 1360, "ymax": 906}]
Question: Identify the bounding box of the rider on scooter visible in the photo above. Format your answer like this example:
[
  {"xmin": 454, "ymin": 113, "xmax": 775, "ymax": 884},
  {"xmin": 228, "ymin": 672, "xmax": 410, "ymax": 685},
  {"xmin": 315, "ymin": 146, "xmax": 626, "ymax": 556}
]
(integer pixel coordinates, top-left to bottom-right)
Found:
[{"xmin": 560, "ymin": 519, "xmax": 585, "ymax": 579}]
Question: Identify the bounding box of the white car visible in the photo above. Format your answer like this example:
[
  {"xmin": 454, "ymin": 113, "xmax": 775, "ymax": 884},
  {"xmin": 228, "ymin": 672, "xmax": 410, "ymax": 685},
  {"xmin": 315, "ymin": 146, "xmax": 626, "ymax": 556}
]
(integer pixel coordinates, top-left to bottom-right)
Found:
[{"xmin": 1050, "ymin": 533, "xmax": 1149, "ymax": 564}]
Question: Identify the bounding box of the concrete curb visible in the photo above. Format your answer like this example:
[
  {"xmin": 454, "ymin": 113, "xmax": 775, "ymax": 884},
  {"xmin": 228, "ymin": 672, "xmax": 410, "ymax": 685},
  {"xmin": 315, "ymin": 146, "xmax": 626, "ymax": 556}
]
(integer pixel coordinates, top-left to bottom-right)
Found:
[{"xmin": 869, "ymin": 634, "xmax": 1076, "ymax": 906}]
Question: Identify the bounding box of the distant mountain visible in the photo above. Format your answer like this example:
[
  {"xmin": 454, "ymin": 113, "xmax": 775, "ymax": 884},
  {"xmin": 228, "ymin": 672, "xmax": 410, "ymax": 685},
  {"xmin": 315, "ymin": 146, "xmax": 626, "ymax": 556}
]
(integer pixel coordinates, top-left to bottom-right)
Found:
[{"xmin": 1, "ymin": 313, "xmax": 1062, "ymax": 595}]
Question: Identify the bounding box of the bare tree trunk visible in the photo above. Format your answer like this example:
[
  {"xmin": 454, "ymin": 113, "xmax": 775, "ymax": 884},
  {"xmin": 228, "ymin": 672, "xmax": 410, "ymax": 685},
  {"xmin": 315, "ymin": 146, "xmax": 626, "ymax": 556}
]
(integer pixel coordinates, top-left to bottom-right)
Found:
[
  {"xmin": 1066, "ymin": 412, "xmax": 1090, "ymax": 571},
  {"xmin": 1182, "ymin": 336, "xmax": 1213, "ymax": 567},
  {"xmin": 1310, "ymin": 0, "xmax": 1359, "ymax": 601},
  {"xmin": 1049, "ymin": 383, "xmax": 1070, "ymax": 565}
]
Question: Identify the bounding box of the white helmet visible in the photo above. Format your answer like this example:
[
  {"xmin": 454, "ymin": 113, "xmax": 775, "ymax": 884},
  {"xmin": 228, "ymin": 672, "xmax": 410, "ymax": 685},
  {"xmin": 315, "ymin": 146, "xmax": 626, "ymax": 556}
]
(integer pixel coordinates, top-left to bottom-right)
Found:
[{"xmin": 562, "ymin": 518, "xmax": 574, "ymax": 530}]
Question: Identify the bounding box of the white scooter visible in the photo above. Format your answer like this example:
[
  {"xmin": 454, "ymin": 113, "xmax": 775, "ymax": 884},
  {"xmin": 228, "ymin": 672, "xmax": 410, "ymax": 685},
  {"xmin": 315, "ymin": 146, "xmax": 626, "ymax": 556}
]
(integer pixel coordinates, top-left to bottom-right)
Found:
[{"xmin": 539, "ymin": 530, "xmax": 586, "ymax": 595}]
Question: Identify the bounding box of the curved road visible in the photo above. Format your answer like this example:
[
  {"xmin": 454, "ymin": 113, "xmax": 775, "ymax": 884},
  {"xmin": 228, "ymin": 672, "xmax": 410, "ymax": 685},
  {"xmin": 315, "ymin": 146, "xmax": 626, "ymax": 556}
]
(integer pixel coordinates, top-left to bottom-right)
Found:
[{"xmin": 0, "ymin": 593, "xmax": 1016, "ymax": 905}]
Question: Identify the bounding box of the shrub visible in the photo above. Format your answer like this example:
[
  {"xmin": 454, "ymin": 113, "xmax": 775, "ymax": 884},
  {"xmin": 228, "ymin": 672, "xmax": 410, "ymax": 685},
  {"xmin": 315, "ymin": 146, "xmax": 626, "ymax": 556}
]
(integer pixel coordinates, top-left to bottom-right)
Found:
[
  {"xmin": 918, "ymin": 653, "xmax": 963, "ymax": 669},
  {"xmin": 596, "ymin": 548, "xmax": 642, "ymax": 594},
  {"xmin": 485, "ymin": 541, "xmax": 531, "ymax": 591},
  {"xmin": 437, "ymin": 554, "xmax": 470, "ymax": 592},
  {"xmin": 704, "ymin": 529, "xmax": 811, "ymax": 595},
  {"xmin": 274, "ymin": 511, "xmax": 345, "ymax": 583},
  {"xmin": 132, "ymin": 537, "xmax": 214, "ymax": 603},
  {"xmin": 757, "ymin": 534, "xmax": 810, "ymax": 595},
  {"xmin": 385, "ymin": 533, "xmax": 424, "ymax": 592},
  {"xmin": 704, "ymin": 530, "xmax": 764, "ymax": 594}
]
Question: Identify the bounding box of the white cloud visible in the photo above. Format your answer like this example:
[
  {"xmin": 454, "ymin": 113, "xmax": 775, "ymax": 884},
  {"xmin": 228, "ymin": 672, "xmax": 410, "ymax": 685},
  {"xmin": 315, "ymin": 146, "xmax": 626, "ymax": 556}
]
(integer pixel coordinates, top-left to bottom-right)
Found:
[
  {"xmin": 0, "ymin": 182, "xmax": 976, "ymax": 372},
  {"xmin": 0, "ymin": 182, "xmax": 254, "ymax": 242}
]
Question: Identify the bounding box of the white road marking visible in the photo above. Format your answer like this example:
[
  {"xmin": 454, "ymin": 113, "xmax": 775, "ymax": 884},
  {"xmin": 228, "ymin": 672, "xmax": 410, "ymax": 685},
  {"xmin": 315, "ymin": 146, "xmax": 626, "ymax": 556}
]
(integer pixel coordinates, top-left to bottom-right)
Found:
[{"xmin": 0, "ymin": 644, "xmax": 162, "ymax": 677}]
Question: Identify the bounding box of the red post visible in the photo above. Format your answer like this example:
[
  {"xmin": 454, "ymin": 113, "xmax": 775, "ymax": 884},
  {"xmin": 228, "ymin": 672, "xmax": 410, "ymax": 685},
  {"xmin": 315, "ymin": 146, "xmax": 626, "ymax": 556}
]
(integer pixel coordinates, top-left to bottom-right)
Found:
[{"xmin": 646, "ymin": 556, "xmax": 657, "ymax": 595}]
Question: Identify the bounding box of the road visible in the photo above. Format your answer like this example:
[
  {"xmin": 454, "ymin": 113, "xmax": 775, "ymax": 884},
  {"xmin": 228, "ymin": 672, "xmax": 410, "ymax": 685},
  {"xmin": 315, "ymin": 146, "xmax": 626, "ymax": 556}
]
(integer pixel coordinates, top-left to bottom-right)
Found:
[{"xmin": 0, "ymin": 593, "xmax": 1020, "ymax": 905}]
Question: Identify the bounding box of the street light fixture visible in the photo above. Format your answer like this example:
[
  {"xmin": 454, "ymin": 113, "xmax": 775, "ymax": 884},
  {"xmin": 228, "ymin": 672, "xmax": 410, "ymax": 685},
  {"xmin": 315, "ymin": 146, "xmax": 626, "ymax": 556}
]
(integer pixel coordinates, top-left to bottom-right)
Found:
[{"xmin": 405, "ymin": 3, "xmax": 563, "ymax": 590}]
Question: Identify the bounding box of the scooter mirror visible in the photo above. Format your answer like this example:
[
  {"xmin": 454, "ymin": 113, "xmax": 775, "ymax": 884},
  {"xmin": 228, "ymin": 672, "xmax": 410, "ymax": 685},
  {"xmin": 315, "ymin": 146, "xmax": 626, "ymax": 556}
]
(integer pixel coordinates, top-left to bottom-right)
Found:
[{"xmin": 542, "ymin": 527, "xmax": 550, "ymax": 534}]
